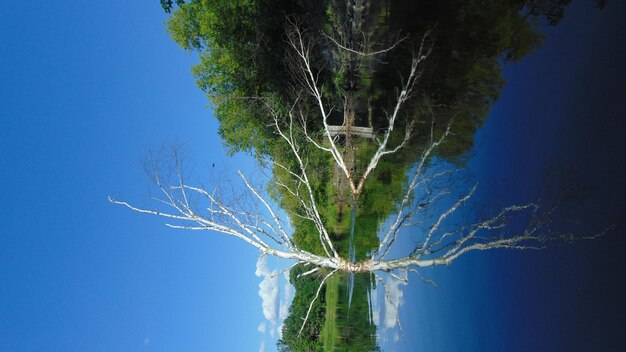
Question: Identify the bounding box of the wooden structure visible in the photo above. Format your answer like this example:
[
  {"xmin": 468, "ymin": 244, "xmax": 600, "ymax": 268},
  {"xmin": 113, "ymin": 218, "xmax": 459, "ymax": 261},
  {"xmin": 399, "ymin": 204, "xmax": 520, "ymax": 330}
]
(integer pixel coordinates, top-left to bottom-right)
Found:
[{"xmin": 327, "ymin": 125, "xmax": 375, "ymax": 139}]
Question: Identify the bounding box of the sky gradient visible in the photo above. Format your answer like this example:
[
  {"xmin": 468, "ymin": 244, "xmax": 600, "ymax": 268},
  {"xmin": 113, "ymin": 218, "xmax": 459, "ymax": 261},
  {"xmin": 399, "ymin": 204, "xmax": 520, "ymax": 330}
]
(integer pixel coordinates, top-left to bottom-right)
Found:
[
  {"xmin": 387, "ymin": 1, "xmax": 626, "ymax": 351},
  {"xmin": 1, "ymin": 1, "xmax": 625, "ymax": 352},
  {"xmin": 1, "ymin": 2, "xmax": 276, "ymax": 351}
]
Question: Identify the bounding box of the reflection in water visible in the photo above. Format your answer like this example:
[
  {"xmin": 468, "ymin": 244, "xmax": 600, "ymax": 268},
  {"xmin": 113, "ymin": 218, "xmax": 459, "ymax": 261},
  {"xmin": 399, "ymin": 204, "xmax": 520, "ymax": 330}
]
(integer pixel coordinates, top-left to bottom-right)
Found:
[
  {"xmin": 346, "ymin": 206, "xmax": 356, "ymax": 315},
  {"xmin": 118, "ymin": 1, "xmax": 614, "ymax": 350},
  {"xmin": 273, "ymin": 1, "xmax": 573, "ymax": 349}
]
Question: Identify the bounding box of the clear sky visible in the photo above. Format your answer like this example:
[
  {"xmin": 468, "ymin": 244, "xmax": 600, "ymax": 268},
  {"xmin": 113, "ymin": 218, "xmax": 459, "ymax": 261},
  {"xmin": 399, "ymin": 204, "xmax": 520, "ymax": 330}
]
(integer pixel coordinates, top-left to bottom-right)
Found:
[
  {"xmin": 1, "ymin": 1, "xmax": 625, "ymax": 352},
  {"xmin": 0, "ymin": 1, "xmax": 282, "ymax": 351}
]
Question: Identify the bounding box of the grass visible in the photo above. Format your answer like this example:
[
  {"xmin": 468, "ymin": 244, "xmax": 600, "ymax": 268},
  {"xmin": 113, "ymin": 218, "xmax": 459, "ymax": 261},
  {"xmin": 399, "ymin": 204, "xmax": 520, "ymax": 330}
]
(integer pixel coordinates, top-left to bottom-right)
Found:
[{"xmin": 320, "ymin": 274, "xmax": 341, "ymax": 350}]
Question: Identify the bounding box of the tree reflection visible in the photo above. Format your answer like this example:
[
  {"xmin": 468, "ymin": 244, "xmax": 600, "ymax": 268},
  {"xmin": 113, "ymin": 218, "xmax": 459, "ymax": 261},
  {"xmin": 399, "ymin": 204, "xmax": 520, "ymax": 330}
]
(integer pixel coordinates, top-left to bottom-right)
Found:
[{"xmin": 113, "ymin": 1, "xmax": 608, "ymax": 350}]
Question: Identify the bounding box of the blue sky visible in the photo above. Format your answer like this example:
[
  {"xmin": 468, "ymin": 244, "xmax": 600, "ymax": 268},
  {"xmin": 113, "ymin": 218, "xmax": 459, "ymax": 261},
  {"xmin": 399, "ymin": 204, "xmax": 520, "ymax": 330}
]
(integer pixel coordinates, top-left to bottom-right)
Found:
[
  {"xmin": 0, "ymin": 2, "xmax": 284, "ymax": 351},
  {"xmin": 1, "ymin": 1, "xmax": 625, "ymax": 352}
]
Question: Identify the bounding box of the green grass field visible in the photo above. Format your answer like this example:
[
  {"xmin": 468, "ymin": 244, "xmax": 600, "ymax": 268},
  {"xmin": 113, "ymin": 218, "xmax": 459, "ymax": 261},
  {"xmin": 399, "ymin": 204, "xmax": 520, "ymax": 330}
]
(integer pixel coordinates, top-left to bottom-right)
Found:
[{"xmin": 320, "ymin": 274, "xmax": 341, "ymax": 350}]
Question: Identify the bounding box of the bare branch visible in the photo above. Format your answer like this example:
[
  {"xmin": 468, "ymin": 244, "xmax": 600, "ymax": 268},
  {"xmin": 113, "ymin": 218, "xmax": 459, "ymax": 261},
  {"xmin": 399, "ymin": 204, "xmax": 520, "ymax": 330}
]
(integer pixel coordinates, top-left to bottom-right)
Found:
[
  {"xmin": 322, "ymin": 31, "xmax": 408, "ymax": 57},
  {"xmin": 298, "ymin": 269, "xmax": 338, "ymax": 336}
]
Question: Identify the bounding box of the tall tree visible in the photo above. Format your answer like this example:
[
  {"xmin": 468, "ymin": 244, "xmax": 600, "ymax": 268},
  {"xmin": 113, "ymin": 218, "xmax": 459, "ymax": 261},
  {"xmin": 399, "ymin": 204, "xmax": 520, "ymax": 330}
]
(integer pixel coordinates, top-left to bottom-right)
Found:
[{"xmin": 110, "ymin": 22, "xmax": 605, "ymax": 332}]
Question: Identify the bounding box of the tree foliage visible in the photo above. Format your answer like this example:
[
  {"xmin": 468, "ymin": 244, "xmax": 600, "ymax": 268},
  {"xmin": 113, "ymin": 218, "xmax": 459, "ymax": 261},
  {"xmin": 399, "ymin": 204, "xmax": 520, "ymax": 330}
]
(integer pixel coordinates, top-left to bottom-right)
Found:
[
  {"xmin": 278, "ymin": 265, "xmax": 328, "ymax": 351},
  {"xmin": 146, "ymin": 1, "xmax": 606, "ymax": 350}
]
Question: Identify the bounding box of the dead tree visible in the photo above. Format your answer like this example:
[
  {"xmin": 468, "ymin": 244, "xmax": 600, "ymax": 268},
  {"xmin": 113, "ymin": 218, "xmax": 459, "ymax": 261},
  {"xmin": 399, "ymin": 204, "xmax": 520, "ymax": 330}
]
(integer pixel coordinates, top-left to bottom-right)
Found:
[
  {"xmin": 111, "ymin": 24, "xmax": 605, "ymax": 334},
  {"xmin": 285, "ymin": 19, "xmax": 434, "ymax": 198}
]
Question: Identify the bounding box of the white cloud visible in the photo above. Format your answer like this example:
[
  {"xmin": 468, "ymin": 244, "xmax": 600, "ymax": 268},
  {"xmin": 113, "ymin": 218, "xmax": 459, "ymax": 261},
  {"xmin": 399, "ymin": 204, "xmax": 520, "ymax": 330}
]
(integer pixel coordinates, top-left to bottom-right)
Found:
[
  {"xmin": 258, "ymin": 340, "xmax": 265, "ymax": 352},
  {"xmin": 393, "ymin": 332, "xmax": 400, "ymax": 342},
  {"xmin": 279, "ymin": 281, "xmax": 293, "ymax": 320},
  {"xmin": 277, "ymin": 323, "xmax": 284, "ymax": 339},
  {"xmin": 256, "ymin": 256, "xmax": 279, "ymax": 325},
  {"xmin": 372, "ymin": 307, "xmax": 380, "ymax": 326},
  {"xmin": 383, "ymin": 275, "xmax": 407, "ymax": 329},
  {"xmin": 371, "ymin": 284, "xmax": 380, "ymax": 326},
  {"xmin": 279, "ymin": 301, "xmax": 289, "ymax": 321},
  {"xmin": 256, "ymin": 256, "xmax": 296, "ymax": 341},
  {"xmin": 255, "ymin": 255, "xmax": 271, "ymax": 276}
]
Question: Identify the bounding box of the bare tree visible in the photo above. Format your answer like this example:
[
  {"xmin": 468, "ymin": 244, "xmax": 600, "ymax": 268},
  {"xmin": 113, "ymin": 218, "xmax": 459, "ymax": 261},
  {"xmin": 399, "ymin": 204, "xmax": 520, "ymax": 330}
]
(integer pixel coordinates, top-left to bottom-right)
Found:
[
  {"xmin": 110, "ymin": 120, "xmax": 603, "ymax": 272},
  {"xmin": 284, "ymin": 18, "xmax": 434, "ymax": 198},
  {"xmin": 111, "ymin": 22, "xmax": 605, "ymax": 334},
  {"xmin": 110, "ymin": 115, "xmax": 604, "ymax": 333}
]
